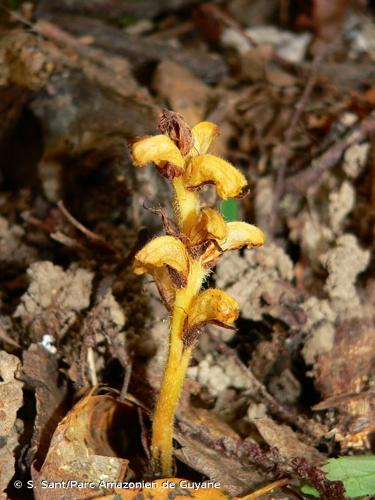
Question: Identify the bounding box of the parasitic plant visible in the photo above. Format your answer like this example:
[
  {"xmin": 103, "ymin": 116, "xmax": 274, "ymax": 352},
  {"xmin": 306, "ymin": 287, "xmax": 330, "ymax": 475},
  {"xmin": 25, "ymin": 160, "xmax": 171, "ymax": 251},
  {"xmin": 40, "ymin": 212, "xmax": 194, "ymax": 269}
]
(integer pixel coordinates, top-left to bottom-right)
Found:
[{"xmin": 130, "ymin": 111, "xmax": 265, "ymax": 477}]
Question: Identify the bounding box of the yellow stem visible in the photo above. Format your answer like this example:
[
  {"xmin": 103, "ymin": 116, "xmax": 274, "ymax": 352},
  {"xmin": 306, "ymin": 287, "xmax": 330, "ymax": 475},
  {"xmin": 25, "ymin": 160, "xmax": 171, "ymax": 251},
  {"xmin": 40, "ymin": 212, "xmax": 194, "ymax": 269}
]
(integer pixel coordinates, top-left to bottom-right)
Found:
[
  {"xmin": 151, "ymin": 258, "xmax": 205, "ymax": 476},
  {"xmin": 172, "ymin": 177, "xmax": 200, "ymax": 233}
]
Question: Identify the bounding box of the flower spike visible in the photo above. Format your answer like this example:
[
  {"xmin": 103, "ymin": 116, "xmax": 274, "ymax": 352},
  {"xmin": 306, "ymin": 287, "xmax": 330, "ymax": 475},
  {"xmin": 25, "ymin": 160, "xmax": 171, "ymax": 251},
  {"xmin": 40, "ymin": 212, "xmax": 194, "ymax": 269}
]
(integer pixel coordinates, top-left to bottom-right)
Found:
[{"xmin": 129, "ymin": 110, "xmax": 264, "ymax": 477}]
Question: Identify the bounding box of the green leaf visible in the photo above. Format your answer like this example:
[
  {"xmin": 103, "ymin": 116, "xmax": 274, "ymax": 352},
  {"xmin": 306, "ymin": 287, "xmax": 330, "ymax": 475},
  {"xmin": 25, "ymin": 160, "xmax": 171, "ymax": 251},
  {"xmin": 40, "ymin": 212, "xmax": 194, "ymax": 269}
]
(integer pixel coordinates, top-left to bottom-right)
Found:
[
  {"xmin": 324, "ymin": 456, "xmax": 375, "ymax": 498},
  {"xmin": 119, "ymin": 15, "xmax": 139, "ymax": 27},
  {"xmin": 301, "ymin": 456, "xmax": 375, "ymax": 499},
  {"xmin": 301, "ymin": 485, "xmax": 320, "ymax": 497},
  {"xmin": 220, "ymin": 199, "xmax": 238, "ymax": 222}
]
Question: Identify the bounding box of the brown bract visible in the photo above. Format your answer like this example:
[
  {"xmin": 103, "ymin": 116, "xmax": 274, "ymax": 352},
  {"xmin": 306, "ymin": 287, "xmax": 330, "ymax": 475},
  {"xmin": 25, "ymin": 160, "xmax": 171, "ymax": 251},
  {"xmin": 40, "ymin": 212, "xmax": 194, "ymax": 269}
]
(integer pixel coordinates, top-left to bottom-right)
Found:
[{"xmin": 158, "ymin": 109, "xmax": 193, "ymax": 155}]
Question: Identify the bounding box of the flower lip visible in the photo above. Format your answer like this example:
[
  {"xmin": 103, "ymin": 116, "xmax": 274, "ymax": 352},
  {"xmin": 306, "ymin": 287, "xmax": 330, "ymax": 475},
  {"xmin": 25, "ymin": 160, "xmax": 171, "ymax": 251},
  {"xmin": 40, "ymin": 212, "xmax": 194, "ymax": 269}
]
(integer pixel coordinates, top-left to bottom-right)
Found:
[
  {"xmin": 130, "ymin": 134, "xmax": 185, "ymax": 178},
  {"xmin": 184, "ymin": 154, "xmax": 249, "ymax": 200},
  {"xmin": 221, "ymin": 221, "xmax": 266, "ymax": 251},
  {"xmin": 183, "ymin": 289, "xmax": 239, "ymax": 346},
  {"xmin": 133, "ymin": 235, "xmax": 189, "ymax": 288},
  {"xmin": 199, "ymin": 221, "xmax": 265, "ymax": 267}
]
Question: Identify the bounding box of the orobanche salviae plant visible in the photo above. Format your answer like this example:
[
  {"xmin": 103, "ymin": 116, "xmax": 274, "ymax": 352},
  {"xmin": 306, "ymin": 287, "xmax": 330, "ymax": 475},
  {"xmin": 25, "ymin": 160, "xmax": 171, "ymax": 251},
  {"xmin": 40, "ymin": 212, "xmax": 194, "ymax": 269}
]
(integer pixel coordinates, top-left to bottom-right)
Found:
[{"xmin": 130, "ymin": 111, "xmax": 265, "ymax": 476}]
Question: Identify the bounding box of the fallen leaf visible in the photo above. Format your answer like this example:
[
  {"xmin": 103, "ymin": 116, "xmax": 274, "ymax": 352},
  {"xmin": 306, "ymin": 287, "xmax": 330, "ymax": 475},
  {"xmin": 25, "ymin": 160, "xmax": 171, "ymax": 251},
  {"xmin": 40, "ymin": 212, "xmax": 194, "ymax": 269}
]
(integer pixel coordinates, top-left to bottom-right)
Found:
[
  {"xmin": 174, "ymin": 434, "xmax": 265, "ymax": 497},
  {"xmin": 33, "ymin": 391, "xmax": 129, "ymax": 499},
  {"xmin": 252, "ymin": 416, "xmax": 323, "ymax": 464},
  {"xmin": 153, "ymin": 60, "xmax": 210, "ymax": 126},
  {"xmin": 315, "ymin": 317, "xmax": 375, "ymax": 449}
]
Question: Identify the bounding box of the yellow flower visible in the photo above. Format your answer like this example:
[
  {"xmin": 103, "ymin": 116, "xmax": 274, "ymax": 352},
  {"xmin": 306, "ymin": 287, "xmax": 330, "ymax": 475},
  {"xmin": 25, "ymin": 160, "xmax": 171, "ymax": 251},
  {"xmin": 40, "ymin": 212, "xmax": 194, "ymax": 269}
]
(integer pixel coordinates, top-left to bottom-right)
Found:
[
  {"xmin": 130, "ymin": 135, "xmax": 185, "ymax": 179},
  {"xmin": 186, "ymin": 210, "xmax": 265, "ymax": 267},
  {"xmin": 188, "ymin": 208, "xmax": 227, "ymax": 247},
  {"xmin": 189, "ymin": 121, "xmax": 219, "ymax": 157},
  {"xmin": 130, "ymin": 116, "xmax": 250, "ymax": 201},
  {"xmin": 221, "ymin": 221, "xmax": 265, "ymax": 251},
  {"xmin": 183, "ymin": 289, "xmax": 239, "ymax": 345},
  {"xmin": 184, "ymin": 154, "xmax": 249, "ymax": 199},
  {"xmin": 133, "ymin": 235, "xmax": 189, "ymax": 288}
]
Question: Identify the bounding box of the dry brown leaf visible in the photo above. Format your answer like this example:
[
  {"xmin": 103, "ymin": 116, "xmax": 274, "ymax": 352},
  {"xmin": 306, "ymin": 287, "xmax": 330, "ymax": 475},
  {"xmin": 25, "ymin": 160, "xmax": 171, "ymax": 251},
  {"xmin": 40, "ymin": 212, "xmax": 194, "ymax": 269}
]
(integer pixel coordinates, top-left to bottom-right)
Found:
[
  {"xmin": 33, "ymin": 392, "xmax": 129, "ymax": 500},
  {"xmin": 252, "ymin": 416, "xmax": 323, "ymax": 464},
  {"xmin": 153, "ymin": 60, "xmax": 210, "ymax": 126},
  {"xmin": 315, "ymin": 317, "xmax": 375, "ymax": 449},
  {"xmin": 0, "ymin": 351, "xmax": 23, "ymax": 497},
  {"xmin": 174, "ymin": 434, "xmax": 265, "ymax": 497}
]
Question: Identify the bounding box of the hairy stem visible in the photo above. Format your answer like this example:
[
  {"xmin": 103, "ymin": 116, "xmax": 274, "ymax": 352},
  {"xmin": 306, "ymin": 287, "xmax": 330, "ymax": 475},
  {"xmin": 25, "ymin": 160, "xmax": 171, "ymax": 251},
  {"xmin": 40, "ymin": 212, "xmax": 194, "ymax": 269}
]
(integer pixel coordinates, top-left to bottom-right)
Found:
[
  {"xmin": 172, "ymin": 177, "xmax": 200, "ymax": 232},
  {"xmin": 151, "ymin": 259, "xmax": 205, "ymax": 476}
]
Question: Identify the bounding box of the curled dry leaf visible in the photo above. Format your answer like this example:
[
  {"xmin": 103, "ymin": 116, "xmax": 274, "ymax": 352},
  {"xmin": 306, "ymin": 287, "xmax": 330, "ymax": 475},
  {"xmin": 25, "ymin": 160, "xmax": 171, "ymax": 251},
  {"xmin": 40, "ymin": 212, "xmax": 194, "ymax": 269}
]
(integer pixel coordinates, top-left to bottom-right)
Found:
[
  {"xmin": 130, "ymin": 134, "xmax": 185, "ymax": 178},
  {"xmin": 33, "ymin": 392, "xmax": 129, "ymax": 500},
  {"xmin": 0, "ymin": 351, "xmax": 23, "ymax": 496},
  {"xmin": 133, "ymin": 235, "xmax": 189, "ymax": 288},
  {"xmin": 184, "ymin": 154, "xmax": 249, "ymax": 199}
]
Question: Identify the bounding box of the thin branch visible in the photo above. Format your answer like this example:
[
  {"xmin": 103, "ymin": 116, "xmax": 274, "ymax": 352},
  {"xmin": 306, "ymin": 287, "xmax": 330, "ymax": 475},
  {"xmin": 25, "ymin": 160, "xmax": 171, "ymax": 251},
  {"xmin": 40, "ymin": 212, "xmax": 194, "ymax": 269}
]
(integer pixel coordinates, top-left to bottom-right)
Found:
[{"xmin": 286, "ymin": 110, "xmax": 375, "ymax": 193}]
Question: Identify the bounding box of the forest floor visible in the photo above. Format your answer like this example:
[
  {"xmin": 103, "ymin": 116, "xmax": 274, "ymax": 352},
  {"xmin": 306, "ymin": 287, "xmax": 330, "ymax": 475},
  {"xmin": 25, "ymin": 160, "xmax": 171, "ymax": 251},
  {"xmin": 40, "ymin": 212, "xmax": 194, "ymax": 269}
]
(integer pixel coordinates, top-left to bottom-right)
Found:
[{"xmin": 0, "ymin": 1, "xmax": 375, "ymax": 499}]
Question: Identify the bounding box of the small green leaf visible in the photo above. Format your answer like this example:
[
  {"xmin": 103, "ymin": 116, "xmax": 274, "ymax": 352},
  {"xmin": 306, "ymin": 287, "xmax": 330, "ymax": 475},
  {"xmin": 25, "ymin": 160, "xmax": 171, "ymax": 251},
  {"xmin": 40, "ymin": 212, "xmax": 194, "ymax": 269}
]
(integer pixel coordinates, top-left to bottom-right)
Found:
[
  {"xmin": 301, "ymin": 485, "xmax": 320, "ymax": 497},
  {"xmin": 220, "ymin": 199, "xmax": 238, "ymax": 222},
  {"xmin": 119, "ymin": 15, "xmax": 139, "ymax": 27},
  {"xmin": 324, "ymin": 456, "xmax": 375, "ymax": 498}
]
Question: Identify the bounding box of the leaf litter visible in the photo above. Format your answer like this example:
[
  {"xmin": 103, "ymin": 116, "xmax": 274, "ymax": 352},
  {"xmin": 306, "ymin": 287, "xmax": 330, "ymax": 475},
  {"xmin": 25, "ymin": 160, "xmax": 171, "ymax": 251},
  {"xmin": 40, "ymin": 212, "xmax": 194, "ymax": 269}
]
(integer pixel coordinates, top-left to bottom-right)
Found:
[{"xmin": 0, "ymin": 0, "xmax": 375, "ymax": 498}]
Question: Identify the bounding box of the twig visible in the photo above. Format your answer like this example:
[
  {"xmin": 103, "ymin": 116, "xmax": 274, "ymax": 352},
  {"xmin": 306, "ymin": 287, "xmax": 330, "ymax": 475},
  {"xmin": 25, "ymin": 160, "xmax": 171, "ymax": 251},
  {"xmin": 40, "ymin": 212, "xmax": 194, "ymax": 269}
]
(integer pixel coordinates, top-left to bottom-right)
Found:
[
  {"xmin": 87, "ymin": 347, "xmax": 98, "ymax": 386},
  {"xmin": 241, "ymin": 478, "xmax": 290, "ymax": 500},
  {"xmin": 120, "ymin": 361, "xmax": 133, "ymax": 400},
  {"xmin": 57, "ymin": 200, "xmax": 115, "ymax": 254},
  {"xmin": 286, "ymin": 110, "xmax": 375, "ymax": 193},
  {"xmin": 270, "ymin": 47, "xmax": 331, "ymax": 232}
]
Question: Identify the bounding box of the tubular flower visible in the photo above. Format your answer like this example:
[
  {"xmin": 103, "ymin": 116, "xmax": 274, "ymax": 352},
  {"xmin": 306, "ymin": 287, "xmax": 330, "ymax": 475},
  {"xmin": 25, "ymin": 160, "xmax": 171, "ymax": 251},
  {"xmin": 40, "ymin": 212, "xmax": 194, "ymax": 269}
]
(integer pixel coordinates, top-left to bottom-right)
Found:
[{"xmin": 129, "ymin": 110, "xmax": 264, "ymax": 478}]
